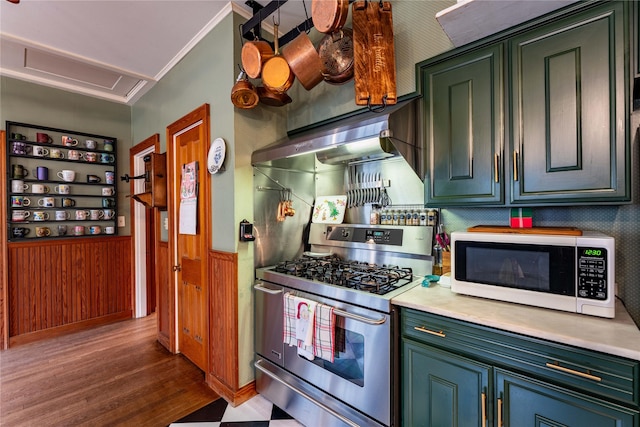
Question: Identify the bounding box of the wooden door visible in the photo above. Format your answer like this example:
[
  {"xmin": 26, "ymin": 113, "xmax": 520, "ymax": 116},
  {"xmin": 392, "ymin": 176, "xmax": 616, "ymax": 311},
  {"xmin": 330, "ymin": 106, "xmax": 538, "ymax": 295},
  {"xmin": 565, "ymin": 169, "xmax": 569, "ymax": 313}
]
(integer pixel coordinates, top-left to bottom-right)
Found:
[{"xmin": 167, "ymin": 105, "xmax": 211, "ymax": 371}]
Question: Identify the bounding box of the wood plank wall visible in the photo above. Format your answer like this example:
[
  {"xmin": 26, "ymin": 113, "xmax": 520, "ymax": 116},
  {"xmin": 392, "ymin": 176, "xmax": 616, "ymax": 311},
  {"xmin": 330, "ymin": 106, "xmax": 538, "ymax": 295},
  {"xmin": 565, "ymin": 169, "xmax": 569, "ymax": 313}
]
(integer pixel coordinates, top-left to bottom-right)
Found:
[
  {"xmin": 206, "ymin": 250, "xmax": 242, "ymax": 404},
  {"xmin": 7, "ymin": 236, "xmax": 132, "ymax": 344}
]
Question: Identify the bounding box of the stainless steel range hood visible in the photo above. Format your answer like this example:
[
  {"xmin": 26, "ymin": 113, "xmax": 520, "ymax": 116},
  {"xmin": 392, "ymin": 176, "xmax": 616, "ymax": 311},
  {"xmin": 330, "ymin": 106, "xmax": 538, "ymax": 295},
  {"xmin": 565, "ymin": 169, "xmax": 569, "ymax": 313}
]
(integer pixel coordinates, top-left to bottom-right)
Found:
[{"xmin": 251, "ymin": 98, "xmax": 424, "ymax": 180}]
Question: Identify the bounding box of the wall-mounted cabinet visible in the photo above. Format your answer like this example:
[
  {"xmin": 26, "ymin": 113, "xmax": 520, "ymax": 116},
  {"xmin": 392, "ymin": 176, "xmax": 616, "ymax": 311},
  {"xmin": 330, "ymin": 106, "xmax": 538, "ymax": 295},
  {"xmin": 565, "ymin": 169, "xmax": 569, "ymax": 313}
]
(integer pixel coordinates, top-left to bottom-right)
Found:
[
  {"xmin": 6, "ymin": 121, "xmax": 118, "ymax": 241},
  {"xmin": 423, "ymin": 1, "xmax": 630, "ymax": 207}
]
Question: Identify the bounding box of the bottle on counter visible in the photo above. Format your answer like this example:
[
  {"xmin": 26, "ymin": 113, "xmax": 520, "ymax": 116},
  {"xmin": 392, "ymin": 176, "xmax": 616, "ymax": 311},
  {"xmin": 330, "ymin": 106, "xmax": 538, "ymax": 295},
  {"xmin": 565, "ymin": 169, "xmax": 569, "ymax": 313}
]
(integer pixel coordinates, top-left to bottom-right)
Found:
[
  {"xmin": 398, "ymin": 210, "xmax": 406, "ymax": 226},
  {"xmin": 433, "ymin": 243, "xmax": 443, "ymax": 275},
  {"xmin": 419, "ymin": 209, "xmax": 427, "ymax": 226},
  {"xmin": 370, "ymin": 207, "xmax": 380, "ymax": 225}
]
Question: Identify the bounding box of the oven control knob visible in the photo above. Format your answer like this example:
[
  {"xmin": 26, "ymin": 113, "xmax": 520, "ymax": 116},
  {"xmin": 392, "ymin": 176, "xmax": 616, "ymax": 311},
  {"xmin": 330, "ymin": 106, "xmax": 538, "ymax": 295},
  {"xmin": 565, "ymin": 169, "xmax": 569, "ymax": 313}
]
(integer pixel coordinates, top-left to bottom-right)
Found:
[{"xmin": 341, "ymin": 229, "xmax": 350, "ymax": 239}]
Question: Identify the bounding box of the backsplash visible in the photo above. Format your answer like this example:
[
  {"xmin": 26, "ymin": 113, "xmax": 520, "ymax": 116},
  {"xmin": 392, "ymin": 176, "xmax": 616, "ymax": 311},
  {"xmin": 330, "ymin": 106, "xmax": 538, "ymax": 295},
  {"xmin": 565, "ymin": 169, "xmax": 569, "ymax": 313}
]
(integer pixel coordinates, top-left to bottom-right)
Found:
[{"xmin": 440, "ymin": 204, "xmax": 640, "ymax": 328}]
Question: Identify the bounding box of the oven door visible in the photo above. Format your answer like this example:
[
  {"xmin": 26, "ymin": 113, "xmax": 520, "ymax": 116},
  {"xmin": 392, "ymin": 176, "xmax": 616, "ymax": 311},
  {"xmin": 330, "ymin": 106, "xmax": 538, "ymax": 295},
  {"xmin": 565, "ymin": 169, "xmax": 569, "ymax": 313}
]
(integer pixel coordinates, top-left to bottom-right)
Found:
[{"xmin": 283, "ymin": 288, "xmax": 392, "ymax": 426}]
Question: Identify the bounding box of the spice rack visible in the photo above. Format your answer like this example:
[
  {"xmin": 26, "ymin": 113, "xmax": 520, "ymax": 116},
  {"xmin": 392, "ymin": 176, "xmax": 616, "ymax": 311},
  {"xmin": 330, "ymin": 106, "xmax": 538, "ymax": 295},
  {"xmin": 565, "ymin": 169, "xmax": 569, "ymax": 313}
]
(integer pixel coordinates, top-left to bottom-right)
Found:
[{"xmin": 6, "ymin": 121, "xmax": 118, "ymax": 241}]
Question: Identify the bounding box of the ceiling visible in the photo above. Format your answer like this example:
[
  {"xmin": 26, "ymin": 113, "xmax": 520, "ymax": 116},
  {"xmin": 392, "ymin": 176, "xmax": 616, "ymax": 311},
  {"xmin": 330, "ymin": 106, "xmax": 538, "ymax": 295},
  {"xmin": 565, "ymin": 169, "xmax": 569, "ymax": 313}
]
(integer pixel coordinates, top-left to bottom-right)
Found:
[{"xmin": 0, "ymin": 0, "xmax": 309, "ymax": 105}]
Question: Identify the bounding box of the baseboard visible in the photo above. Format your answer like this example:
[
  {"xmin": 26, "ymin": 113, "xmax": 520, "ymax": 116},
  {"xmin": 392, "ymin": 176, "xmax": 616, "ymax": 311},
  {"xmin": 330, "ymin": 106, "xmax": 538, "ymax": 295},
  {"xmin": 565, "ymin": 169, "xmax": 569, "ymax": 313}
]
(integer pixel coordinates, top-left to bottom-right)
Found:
[{"xmin": 206, "ymin": 374, "xmax": 256, "ymax": 407}]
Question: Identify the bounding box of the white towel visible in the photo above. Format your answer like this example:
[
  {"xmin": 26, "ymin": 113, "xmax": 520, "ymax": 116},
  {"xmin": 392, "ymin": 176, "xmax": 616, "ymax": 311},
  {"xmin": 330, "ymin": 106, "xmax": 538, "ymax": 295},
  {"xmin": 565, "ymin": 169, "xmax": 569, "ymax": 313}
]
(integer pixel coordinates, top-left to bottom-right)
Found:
[{"xmin": 294, "ymin": 296, "xmax": 316, "ymax": 360}]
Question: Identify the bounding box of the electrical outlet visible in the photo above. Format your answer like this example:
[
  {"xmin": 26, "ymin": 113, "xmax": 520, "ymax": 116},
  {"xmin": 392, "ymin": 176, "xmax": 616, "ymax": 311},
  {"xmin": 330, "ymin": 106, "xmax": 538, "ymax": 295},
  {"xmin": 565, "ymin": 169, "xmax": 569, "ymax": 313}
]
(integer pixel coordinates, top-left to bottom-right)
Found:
[{"xmin": 118, "ymin": 216, "xmax": 125, "ymax": 227}]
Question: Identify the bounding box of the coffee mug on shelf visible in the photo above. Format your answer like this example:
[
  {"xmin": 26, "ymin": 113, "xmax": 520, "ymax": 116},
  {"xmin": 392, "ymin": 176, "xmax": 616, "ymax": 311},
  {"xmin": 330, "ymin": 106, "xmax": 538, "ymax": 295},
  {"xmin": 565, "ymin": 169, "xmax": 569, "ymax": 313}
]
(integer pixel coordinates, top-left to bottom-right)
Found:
[
  {"xmin": 50, "ymin": 148, "xmax": 65, "ymax": 159},
  {"xmin": 57, "ymin": 170, "xmax": 76, "ymax": 182},
  {"xmin": 11, "ymin": 195, "xmax": 31, "ymax": 207},
  {"xmin": 35, "ymin": 226, "xmax": 51, "ymax": 237},
  {"xmin": 68, "ymin": 150, "xmax": 83, "ymax": 161},
  {"xmin": 62, "ymin": 136, "xmax": 79, "ymax": 147},
  {"xmin": 87, "ymin": 174, "xmax": 101, "ymax": 183},
  {"xmin": 11, "ymin": 141, "xmax": 28, "ymax": 155},
  {"xmin": 12, "ymin": 210, "xmax": 30, "ymax": 222},
  {"xmin": 85, "ymin": 152, "xmax": 97, "ymax": 163},
  {"xmin": 102, "ymin": 198, "xmax": 116, "ymax": 208},
  {"xmin": 75, "ymin": 210, "xmax": 90, "ymax": 221},
  {"xmin": 104, "ymin": 226, "xmax": 115, "ymax": 235},
  {"xmin": 12, "ymin": 164, "xmax": 28, "ymax": 179},
  {"xmin": 55, "ymin": 210, "xmax": 70, "ymax": 221},
  {"xmin": 105, "ymin": 171, "xmax": 115, "ymax": 185},
  {"xmin": 11, "ymin": 133, "xmax": 26, "ymax": 140},
  {"xmin": 73, "ymin": 225, "xmax": 85, "ymax": 236},
  {"xmin": 33, "ymin": 146, "xmax": 50, "ymax": 157},
  {"xmin": 85, "ymin": 139, "xmax": 97, "ymax": 149},
  {"xmin": 90, "ymin": 209, "xmax": 104, "ymax": 220},
  {"xmin": 12, "ymin": 227, "xmax": 30, "ymax": 238},
  {"xmin": 54, "ymin": 184, "xmax": 71, "ymax": 195},
  {"xmin": 101, "ymin": 187, "xmax": 115, "ymax": 196},
  {"xmin": 32, "ymin": 184, "xmax": 50, "ymax": 194},
  {"xmin": 61, "ymin": 197, "xmax": 76, "ymax": 207},
  {"xmin": 32, "ymin": 211, "xmax": 50, "ymax": 221},
  {"xmin": 89, "ymin": 225, "xmax": 102, "ymax": 235},
  {"xmin": 34, "ymin": 166, "xmax": 49, "ymax": 181},
  {"xmin": 11, "ymin": 180, "xmax": 29, "ymax": 193},
  {"xmin": 103, "ymin": 140, "xmax": 114, "ymax": 152},
  {"xmin": 100, "ymin": 153, "xmax": 114, "ymax": 164},
  {"xmin": 102, "ymin": 209, "xmax": 115, "ymax": 220},
  {"xmin": 37, "ymin": 197, "xmax": 55, "ymax": 208},
  {"xmin": 36, "ymin": 132, "xmax": 53, "ymax": 143},
  {"xmin": 58, "ymin": 225, "xmax": 68, "ymax": 236}
]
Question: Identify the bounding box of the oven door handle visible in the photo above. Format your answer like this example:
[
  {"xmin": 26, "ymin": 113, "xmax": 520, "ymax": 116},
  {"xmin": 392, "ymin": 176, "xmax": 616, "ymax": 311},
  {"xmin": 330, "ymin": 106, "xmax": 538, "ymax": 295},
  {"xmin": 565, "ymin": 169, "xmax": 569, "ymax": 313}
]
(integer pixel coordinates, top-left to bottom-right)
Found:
[
  {"xmin": 334, "ymin": 308, "xmax": 386, "ymax": 325},
  {"xmin": 255, "ymin": 360, "xmax": 360, "ymax": 427},
  {"xmin": 253, "ymin": 282, "xmax": 284, "ymax": 295}
]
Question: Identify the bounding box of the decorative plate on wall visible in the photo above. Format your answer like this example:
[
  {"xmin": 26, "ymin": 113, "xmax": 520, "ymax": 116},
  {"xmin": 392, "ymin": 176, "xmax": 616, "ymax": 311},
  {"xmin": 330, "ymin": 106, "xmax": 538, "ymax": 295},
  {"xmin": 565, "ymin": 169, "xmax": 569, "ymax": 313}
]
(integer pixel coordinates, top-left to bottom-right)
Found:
[{"xmin": 208, "ymin": 137, "xmax": 226, "ymax": 174}]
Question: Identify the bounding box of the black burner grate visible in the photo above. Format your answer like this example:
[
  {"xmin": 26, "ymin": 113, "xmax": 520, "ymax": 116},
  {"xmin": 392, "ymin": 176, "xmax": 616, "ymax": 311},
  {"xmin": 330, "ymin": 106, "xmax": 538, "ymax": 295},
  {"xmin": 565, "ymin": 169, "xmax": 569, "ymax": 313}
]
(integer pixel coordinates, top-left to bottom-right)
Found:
[{"xmin": 274, "ymin": 255, "xmax": 414, "ymax": 295}]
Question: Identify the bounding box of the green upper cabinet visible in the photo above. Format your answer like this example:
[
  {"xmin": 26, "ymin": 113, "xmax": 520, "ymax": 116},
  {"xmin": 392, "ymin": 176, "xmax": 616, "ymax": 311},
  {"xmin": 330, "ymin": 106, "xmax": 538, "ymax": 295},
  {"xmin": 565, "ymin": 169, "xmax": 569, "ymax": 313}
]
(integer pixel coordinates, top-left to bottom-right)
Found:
[
  {"xmin": 509, "ymin": 1, "xmax": 629, "ymax": 204},
  {"xmin": 422, "ymin": 1, "xmax": 630, "ymax": 207},
  {"xmin": 423, "ymin": 44, "xmax": 504, "ymax": 206}
]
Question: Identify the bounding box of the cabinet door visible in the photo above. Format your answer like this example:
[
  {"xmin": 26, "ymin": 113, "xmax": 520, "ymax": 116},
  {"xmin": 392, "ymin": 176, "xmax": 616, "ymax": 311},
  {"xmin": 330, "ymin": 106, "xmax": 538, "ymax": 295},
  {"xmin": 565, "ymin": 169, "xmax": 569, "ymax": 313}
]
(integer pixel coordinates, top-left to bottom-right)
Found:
[
  {"xmin": 510, "ymin": 2, "xmax": 628, "ymax": 204},
  {"xmin": 423, "ymin": 44, "xmax": 503, "ymax": 206},
  {"xmin": 402, "ymin": 339, "xmax": 490, "ymax": 426},
  {"xmin": 496, "ymin": 369, "xmax": 638, "ymax": 427}
]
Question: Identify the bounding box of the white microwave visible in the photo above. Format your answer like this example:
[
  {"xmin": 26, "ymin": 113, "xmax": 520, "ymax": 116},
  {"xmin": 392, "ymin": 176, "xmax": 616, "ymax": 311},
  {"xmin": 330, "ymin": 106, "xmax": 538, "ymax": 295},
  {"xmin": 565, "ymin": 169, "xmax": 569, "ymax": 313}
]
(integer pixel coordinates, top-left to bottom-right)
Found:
[{"xmin": 450, "ymin": 231, "xmax": 615, "ymax": 318}]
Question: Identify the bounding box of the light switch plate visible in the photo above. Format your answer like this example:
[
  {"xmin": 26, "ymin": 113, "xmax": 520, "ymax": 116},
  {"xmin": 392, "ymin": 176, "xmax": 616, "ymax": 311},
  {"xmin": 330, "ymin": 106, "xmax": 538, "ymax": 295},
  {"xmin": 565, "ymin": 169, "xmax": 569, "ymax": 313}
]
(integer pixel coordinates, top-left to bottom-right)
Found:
[{"xmin": 118, "ymin": 216, "xmax": 125, "ymax": 227}]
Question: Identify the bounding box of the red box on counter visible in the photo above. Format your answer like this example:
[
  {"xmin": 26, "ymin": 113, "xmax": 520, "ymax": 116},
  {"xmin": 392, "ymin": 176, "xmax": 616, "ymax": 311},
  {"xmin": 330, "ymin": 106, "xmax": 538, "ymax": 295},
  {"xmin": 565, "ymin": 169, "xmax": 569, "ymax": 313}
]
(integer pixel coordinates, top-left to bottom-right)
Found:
[{"xmin": 510, "ymin": 208, "xmax": 533, "ymax": 228}]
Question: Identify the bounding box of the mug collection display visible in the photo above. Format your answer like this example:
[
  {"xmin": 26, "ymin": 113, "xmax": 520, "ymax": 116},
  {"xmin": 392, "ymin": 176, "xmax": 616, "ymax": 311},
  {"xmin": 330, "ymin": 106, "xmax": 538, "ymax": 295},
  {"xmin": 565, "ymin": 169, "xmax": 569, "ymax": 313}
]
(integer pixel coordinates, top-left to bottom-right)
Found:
[{"xmin": 8, "ymin": 124, "xmax": 118, "ymax": 239}]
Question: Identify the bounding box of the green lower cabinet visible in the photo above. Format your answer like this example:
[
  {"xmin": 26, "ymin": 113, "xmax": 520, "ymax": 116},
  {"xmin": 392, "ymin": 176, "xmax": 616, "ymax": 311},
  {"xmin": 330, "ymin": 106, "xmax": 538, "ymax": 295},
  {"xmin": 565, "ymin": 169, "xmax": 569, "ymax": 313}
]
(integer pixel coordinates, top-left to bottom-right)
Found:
[
  {"xmin": 402, "ymin": 340, "xmax": 490, "ymax": 426},
  {"xmin": 497, "ymin": 369, "xmax": 639, "ymax": 427}
]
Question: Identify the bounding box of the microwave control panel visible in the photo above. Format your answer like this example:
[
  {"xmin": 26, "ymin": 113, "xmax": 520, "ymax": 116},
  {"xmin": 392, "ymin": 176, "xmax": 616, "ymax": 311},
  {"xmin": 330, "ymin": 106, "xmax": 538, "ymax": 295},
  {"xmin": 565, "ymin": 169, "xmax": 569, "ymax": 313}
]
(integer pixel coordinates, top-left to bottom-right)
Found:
[{"xmin": 577, "ymin": 247, "xmax": 608, "ymax": 300}]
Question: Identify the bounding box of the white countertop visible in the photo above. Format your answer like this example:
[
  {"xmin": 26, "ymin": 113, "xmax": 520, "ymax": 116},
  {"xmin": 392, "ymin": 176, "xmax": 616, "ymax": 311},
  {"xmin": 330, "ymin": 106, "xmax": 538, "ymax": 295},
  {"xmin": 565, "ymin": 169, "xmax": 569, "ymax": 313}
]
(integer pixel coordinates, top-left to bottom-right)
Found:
[{"xmin": 392, "ymin": 284, "xmax": 640, "ymax": 361}]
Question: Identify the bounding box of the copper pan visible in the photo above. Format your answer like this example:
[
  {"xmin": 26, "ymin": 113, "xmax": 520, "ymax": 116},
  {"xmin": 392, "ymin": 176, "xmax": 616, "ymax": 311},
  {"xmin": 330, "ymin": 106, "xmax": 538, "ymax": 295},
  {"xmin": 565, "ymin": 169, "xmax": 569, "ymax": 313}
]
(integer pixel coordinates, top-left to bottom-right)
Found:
[
  {"xmin": 317, "ymin": 27, "xmax": 353, "ymax": 85},
  {"xmin": 281, "ymin": 32, "xmax": 325, "ymax": 91},
  {"xmin": 257, "ymin": 86, "xmax": 292, "ymax": 107},
  {"xmin": 262, "ymin": 24, "xmax": 295, "ymax": 94},
  {"xmin": 312, "ymin": 0, "xmax": 349, "ymax": 34},
  {"xmin": 230, "ymin": 71, "xmax": 259, "ymax": 109},
  {"xmin": 241, "ymin": 40, "xmax": 274, "ymax": 79}
]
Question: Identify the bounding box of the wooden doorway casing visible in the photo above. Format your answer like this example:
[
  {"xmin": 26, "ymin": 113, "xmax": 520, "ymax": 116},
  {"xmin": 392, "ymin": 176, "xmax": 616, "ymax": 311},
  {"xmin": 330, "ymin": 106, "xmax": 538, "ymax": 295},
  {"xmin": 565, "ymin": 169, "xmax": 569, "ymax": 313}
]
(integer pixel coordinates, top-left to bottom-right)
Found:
[
  {"xmin": 1, "ymin": 130, "xmax": 8, "ymax": 349},
  {"xmin": 167, "ymin": 104, "xmax": 211, "ymax": 370},
  {"xmin": 130, "ymin": 134, "xmax": 160, "ymax": 318}
]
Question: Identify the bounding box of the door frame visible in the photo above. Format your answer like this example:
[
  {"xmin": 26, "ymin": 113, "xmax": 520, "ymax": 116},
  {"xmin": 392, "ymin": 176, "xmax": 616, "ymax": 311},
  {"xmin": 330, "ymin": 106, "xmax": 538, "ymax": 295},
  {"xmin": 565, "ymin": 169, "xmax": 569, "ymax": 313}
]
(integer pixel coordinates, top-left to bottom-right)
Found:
[
  {"xmin": 166, "ymin": 104, "xmax": 211, "ymax": 353},
  {"xmin": 130, "ymin": 134, "xmax": 160, "ymax": 318},
  {"xmin": 1, "ymin": 130, "xmax": 8, "ymax": 349}
]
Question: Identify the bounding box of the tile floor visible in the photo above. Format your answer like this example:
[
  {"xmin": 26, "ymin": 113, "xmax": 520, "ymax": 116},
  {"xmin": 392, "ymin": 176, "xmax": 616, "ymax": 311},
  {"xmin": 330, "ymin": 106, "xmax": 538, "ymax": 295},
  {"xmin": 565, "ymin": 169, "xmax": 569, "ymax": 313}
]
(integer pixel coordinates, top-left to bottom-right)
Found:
[{"xmin": 170, "ymin": 394, "xmax": 304, "ymax": 427}]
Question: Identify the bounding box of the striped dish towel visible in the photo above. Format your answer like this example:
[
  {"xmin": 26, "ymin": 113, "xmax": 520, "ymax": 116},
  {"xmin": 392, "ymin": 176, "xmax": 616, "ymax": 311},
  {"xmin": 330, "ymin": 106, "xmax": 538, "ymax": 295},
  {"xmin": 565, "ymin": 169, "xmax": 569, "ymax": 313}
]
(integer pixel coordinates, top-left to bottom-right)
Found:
[
  {"xmin": 283, "ymin": 292, "xmax": 297, "ymax": 346},
  {"xmin": 312, "ymin": 303, "xmax": 336, "ymax": 363}
]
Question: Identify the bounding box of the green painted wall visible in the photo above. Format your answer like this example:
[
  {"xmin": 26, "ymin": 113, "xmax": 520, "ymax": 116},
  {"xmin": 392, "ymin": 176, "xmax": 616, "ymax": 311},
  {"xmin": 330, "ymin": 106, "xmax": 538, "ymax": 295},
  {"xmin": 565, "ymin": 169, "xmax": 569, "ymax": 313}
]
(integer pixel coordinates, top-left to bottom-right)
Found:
[{"xmin": 1, "ymin": 76, "xmax": 133, "ymax": 234}]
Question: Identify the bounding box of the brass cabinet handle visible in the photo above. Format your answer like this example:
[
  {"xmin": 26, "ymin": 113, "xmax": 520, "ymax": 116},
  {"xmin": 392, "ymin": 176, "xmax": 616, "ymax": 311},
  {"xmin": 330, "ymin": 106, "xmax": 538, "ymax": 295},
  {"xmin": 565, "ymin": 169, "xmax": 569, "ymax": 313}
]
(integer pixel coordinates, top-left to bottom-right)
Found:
[
  {"xmin": 545, "ymin": 362, "xmax": 602, "ymax": 382},
  {"xmin": 512, "ymin": 151, "xmax": 518, "ymax": 181},
  {"xmin": 413, "ymin": 326, "xmax": 446, "ymax": 338},
  {"xmin": 494, "ymin": 154, "xmax": 499, "ymax": 183},
  {"xmin": 497, "ymin": 397, "xmax": 503, "ymax": 427},
  {"xmin": 481, "ymin": 391, "xmax": 487, "ymax": 426}
]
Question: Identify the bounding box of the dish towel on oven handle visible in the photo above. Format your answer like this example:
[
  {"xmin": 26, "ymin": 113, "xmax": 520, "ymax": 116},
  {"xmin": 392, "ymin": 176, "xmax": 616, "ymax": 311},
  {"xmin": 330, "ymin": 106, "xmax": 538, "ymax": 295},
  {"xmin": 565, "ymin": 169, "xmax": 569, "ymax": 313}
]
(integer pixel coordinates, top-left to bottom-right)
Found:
[
  {"xmin": 283, "ymin": 292, "xmax": 297, "ymax": 346},
  {"xmin": 313, "ymin": 303, "xmax": 336, "ymax": 363}
]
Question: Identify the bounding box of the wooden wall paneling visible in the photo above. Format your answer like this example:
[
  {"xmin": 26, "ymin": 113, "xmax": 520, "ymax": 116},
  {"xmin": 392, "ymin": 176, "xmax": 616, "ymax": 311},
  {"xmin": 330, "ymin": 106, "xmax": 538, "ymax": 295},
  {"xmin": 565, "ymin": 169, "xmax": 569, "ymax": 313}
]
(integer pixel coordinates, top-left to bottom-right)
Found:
[
  {"xmin": 206, "ymin": 250, "xmax": 241, "ymax": 403},
  {"xmin": 7, "ymin": 237, "xmax": 132, "ymax": 346},
  {"xmin": 1, "ymin": 130, "xmax": 7, "ymax": 349}
]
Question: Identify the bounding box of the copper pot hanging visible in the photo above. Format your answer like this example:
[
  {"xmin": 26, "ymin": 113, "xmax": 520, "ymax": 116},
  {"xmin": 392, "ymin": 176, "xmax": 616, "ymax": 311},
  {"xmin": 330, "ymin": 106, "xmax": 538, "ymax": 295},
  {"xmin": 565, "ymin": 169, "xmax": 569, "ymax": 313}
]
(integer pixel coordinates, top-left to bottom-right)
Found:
[
  {"xmin": 317, "ymin": 27, "xmax": 353, "ymax": 85},
  {"xmin": 241, "ymin": 39, "xmax": 274, "ymax": 79},
  {"xmin": 261, "ymin": 24, "xmax": 295, "ymax": 94},
  {"xmin": 230, "ymin": 70, "xmax": 259, "ymax": 109},
  {"xmin": 281, "ymin": 32, "xmax": 325, "ymax": 91},
  {"xmin": 257, "ymin": 86, "xmax": 292, "ymax": 107},
  {"xmin": 312, "ymin": 0, "xmax": 349, "ymax": 34}
]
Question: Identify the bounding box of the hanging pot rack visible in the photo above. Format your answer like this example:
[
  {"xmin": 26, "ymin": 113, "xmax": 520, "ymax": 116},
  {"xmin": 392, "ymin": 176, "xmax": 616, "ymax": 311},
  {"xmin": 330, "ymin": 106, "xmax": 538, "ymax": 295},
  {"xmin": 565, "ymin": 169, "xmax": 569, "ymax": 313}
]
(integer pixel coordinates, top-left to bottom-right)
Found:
[{"xmin": 241, "ymin": 0, "xmax": 355, "ymax": 50}]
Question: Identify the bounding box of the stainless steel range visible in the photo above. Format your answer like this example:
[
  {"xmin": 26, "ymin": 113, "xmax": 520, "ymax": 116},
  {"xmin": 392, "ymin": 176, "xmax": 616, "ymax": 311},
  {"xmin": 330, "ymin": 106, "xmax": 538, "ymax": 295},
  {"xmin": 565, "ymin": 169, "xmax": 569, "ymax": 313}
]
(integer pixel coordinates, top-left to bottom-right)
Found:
[{"xmin": 254, "ymin": 223, "xmax": 432, "ymax": 427}]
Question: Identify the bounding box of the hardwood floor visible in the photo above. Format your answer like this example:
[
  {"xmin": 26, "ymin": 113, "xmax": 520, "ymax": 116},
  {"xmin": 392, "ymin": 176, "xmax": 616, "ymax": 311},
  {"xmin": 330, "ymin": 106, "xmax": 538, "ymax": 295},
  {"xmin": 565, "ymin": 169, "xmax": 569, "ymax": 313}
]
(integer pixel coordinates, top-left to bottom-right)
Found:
[{"xmin": 0, "ymin": 314, "xmax": 218, "ymax": 426}]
